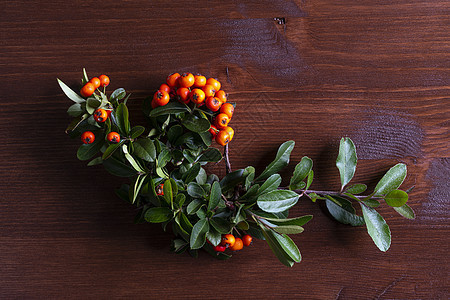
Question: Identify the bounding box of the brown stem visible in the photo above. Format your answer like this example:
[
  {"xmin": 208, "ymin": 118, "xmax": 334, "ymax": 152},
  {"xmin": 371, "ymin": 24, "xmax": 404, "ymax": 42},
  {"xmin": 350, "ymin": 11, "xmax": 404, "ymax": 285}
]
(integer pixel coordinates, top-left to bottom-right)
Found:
[{"xmin": 224, "ymin": 144, "xmax": 231, "ymax": 174}]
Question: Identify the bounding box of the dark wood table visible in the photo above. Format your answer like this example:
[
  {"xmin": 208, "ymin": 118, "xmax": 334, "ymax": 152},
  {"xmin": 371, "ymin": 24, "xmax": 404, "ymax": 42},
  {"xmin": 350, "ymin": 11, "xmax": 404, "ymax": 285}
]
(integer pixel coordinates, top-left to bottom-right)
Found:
[{"xmin": 1, "ymin": 1, "xmax": 448, "ymax": 298}]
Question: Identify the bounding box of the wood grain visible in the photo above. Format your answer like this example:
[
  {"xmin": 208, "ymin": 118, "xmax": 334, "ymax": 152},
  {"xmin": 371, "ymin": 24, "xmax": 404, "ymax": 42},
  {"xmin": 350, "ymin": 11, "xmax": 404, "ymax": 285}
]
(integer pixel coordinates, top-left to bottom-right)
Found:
[{"xmin": 0, "ymin": 0, "xmax": 448, "ymax": 298}]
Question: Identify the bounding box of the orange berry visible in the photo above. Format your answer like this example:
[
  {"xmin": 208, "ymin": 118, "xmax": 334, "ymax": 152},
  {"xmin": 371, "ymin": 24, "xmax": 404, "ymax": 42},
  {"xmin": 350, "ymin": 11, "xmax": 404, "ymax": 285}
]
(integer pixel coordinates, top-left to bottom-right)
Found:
[
  {"xmin": 229, "ymin": 237, "xmax": 243, "ymax": 251},
  {"xmin": 221, "ymin": 234, "xmax": 235, "ymax": 247},
  {"xmin": 159, "ymin": 83, "xmax": 171, "ymax": 93},
  {"xmin": 167, "ymin": 72, "xmax": 181, "ymax": 88},
  {"xmin": 214, "ymin": 245, "xmax": 226, "ymax": 252},
  {"xmin": 215, "ymin": 130, "xmax": 230, "ymax": 146},
  {"xmin": 89, "ymin": 77, "xmax": 101, "ymax": 89},
  {"xmin": 153, "ymin": 90, "xmax": 170, "ymax": 107},
  {"xmin": 215, "ymin": 90, "xmax": 227, "ymax": 103},
  {"xmin": 107, "ymin": 132, "xmax": 120, "ymax": 144},
  {"xmin": 206, "ymin": 78, "xmax": 221, "ymax": 91},
  {"xmin": 194, "ymin": 74, "xmax": 207, "ymax": 87},
  {"xmin": 81, "ymin": 131, "xmax": 95, "ymax": 144},
  {"xmin": 209, "ymin": 125, "xmax": 219, "ymax": 138},
  {"xmin": 178, "ymin": 73, "xmax": 195, "ymax": 88},
  {"xmin": 93, "ymin": 109, "xmax": 108, "ymax": 123},
  {"xmin": 80, "ymin": 82, "xmax": 95, "ymax": 97},
  {"xmin": 202, "ymin": 84, "xmax": 216, "ymax": 98},
  {"xmin": 223, "ymin": 126, "xmax": 234, "ymax": 141},
  {"xmin": 242, "ymin": 234, "xmax": 252, "ymax": 246},
  {"xmin": 156, "ymin": 183, "xmax": 164, "ymax": 196},
  {"xmin": 190, "ymin": 88, "xmax": 206, "ymax": 104},
  {"xmin": 205, "ymin": 96, "xmax": 222, "ymax": 112},
  {"xmin": 215, "ymin": 113, "xmax": 230, "ymax": 129},
  {"xmin": 220, "ymin": 103, "xmax": 234, "ymax": 118},
  {"xmin": 99, "ymin": 75, "xmax": 110, "ymax": 87},
  {"xmin": 177, "ymin": 87, "xmax": 190, "ymax": 104}
]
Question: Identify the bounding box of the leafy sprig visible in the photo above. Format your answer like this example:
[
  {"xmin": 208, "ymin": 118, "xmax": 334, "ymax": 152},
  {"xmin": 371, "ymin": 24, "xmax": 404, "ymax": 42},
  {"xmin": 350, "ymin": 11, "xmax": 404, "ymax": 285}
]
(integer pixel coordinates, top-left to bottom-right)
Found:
[{"xmin": 58, "ymin": 70, "xmax": 415, "ymax": 267}]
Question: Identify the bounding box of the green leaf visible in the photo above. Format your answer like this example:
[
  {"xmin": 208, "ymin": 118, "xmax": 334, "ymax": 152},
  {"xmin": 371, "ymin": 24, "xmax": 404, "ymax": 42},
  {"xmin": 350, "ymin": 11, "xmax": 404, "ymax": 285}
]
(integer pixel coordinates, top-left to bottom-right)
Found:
[
  {"xmin": 170, "ymin": 178, "xmax": 178, "ymax": 196},
  {"xmin": 87, "ymin": 157, "xmax": 103, "ymax": 166},
  {"xmin": 157, "ymin": 149, "xmax": 171, "ymax": 168},
  {"xmin": 163, "ymin": 179, "xmax": 173, "ymax": 208},
  {"xmin": 197, "ymin": 148, "xmax": 222, "ymax": 163},
  {"xmin": 67, "ymin": 103, "xmax": 83, "ymax": 117},
  {"xmin": 187, "ymin": 199, "xmax": 203, "ymax": 215},
  {"xmin": 133, "ymin": 139, "xmax": 156, "ymax": 162},
  {"xmin": 175, "ymin": 194, "xmax": 186, "ymax": 208},
  {"xmin": 220, "ymin": 169, "xmax": 245, "ymax": 193},
  {"xmin": 145, "ymin": 207, "xmax": 173, "ymax": 223},
  {"xmin": 345, "ymin": 183, "xmax": 367, "ymax": 194},
  {"xmin": 247, "ymin": 222, "xmax": 265, "ymax": 240},
  {"xmin": 240, "ymin": 184, "xmax": 260, "ymax": 202},
  {"xmin": 360, "ymin": 203, "xmax": 391, "ymax": 252},
  {"xmin": 255, "ymin": 141, "xmax": 295, "ymax": 181},
  {"xmin": 86, "ymin": 97, "xmax": 101, "ymax": 114},
  {"xmin": 190, "ymin": 219, "xmax": 209, "ymax": 249},
  {"xmin": 289, "ymin": 156, "xmax": 313, "ymax": 190},
  {"xmin": 168, "ymin": 125, "xmax": 184, "ymax": 145},
  {"xmin": 122, "ymin": 144, "xmax": 145, "ymax": 173},
  {"xmin": 172, "ymin": 239, "xmax": 189, "ymax": 254},
  {"xmin": 196, "ymin": 208, "xmax": 206, "ymax": 219},
  {"xmin": 261, "ymin": 215, "xmax": 313, "ymax": 227},
  {"xmin": 374, "ymin": 163, "xmax": 407, "ymax": 196},
  {"xmin": 196, "ymin": 167, "xmax": 207, "ymax": 185},
  {"xmin": 130, "ymin": 126, "xmax": 145, "ymax": 139},
  {"xmin": 206, "ymin": 228, "xmax": 222, "ymax": 246},
  {"xmin": 182, "ymin": 163, "xmax": 201, "ymax": 184},
  {"xmin": 272, "ymin": 225, "xmax": 304, "ymax": 235},
  {"xmin": 272, "ymin": 231, "xmax": 301, "ymax": 262},
  {"xmin": 57, "ymin": 78, "xmax": 85, "ymax": 103},
  {"xmin": 244, "ymin": 166, "xmax": 255, "ymax": 190},
  {"xmin": 179, "ymin": 212, "xmax": 193, "ymax": 234},
  {"xmin": 102, "ymin": 140, "xmax": 125, "ymax": 160},
  {"xmin": 115, "ymin": 103, "xmax": 130, "ymax": 135},
  {"xmin": 110, "ymin": 88, "xmax": 126, "ymax": 101},
  {"xmin": 209, "ymin": 217, "xmax": 232, "ymax": 234},
  {"xmin": 156, "ymin": 167, "xmax": 169, "ymax": 179},
  {"xmin": 103, "ymin": 156, "xmax": 137, "ymax": 177},
  {"xmin": 384, "ymin": 189, "xmax": 408, "ymax": 207},
  {"xmin": 257, "ymin": 190, "xmax": 300, "ymax": 213},
  {"xmin": 198, "ymin": 131, "xmax": 212, "ymax": 147},
  {"xmin": 149, "ymin": 102, "xmax": 190, "ymax": 117},
  {"xmin": 325, "ymin": 199, "xmax": 365, "ymax": 226},
  {"xmin": 361, "ymin": 198, "xmax": 380, "ymax": 208},
  {"xmin": 187, "ymin": 182, "xmax": 206, "ymax": 198},
  {"xmin": 336, "ymin": 137, "xmax": 357, "ymax": 189},
  {"xmin": 77, "ymin": 132, "xmax": 105, "ymax": 161},
  {"xmin": 131, "ymin": 174, "xmax": 148, "ymax": 204},
  {"xmin": 260, "ymin": 227, "xmax": 295, "ymax": 267},
  {"xmin": 305, "ymin": 170, "xmax": 314, "ymax": 190},
  {"xmin": 208, "ymin": 181, "xmax": 221, "ymax": 211},
  {"xmin": 258, "ymin": 174, "xmax": 282, "ymax": 196},
  {"xmin": 393, "ymin": 203, "xmax": 416, "ymax": 220},
  {"xmin": 237, "ymin": 221, "xmax": 249, "ymax": 230},
  {"xmin": 182, "ymin": 114, "xmax": 211, "ymax": 133}
]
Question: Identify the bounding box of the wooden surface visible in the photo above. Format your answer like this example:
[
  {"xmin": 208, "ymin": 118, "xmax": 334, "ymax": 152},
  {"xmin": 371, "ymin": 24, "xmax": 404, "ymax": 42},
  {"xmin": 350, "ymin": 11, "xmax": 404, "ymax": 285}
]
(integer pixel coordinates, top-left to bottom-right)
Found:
[{"xmin": 1, "ymin": 1, "xmax": 449, "ymax": 298}]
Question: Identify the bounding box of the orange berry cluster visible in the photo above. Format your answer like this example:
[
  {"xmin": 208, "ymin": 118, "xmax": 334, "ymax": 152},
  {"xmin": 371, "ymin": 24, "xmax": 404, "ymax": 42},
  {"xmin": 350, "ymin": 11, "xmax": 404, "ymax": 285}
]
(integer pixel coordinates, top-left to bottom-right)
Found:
[
  {"xmin": 80, "ymin": 74, "xmax": 110, "ymax": 97},
  {"xmin": 81, "ymin": 107, "xmax": 120, "ymax": 145},
  {"xmin": 152, "ymin": 72, "xmax": 235, "ymax": 146},
  {"xmin": 210, "ymin": 233, "xmax": 253, "ymax": 252},
  {"xmin": 78, "ymin": 74, "xmax": 121, "ymax": 146}
]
